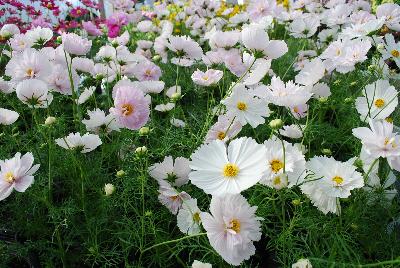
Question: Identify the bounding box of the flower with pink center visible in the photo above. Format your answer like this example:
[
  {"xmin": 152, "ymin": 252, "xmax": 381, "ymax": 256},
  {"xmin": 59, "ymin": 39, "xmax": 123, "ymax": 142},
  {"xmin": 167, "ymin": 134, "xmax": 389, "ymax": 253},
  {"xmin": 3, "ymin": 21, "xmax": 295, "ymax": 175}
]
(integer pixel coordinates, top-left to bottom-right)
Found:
[
  {"xmin": 132, "ymin": 61, "xmax": 162, "ymax": 81},
  {"xmin": 0, "ymin": 152, "xmax": 40, "ymax": 201},
  {"xmin": 110, "ymin": 85, "xmax": 150, "ymax": 130}
]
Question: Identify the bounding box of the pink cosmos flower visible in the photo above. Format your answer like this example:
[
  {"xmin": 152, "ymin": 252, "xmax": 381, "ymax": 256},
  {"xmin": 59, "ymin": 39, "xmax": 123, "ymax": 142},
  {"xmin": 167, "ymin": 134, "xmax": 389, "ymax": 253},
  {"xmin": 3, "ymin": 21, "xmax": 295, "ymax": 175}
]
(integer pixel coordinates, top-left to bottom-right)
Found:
[
  {"xmin": 132, "ymin": 61, "xmax": 162, "ymax": 81},
  {"xmin": 0, "ymin": 152, "xmax": 40, "ymax": 201},
  {"xmin": 110, "ymin": 85, "xmax": 150, "ymax": 130},
  {"xmin": 70, "ymin": 7, "xmax": 88, "ymax": 18},
  {"xmin": 106, "ymin": 11, "xmax": 129, "ymax": 38},
  {"xmin": 62, "ymin": 32, "xmax": 92, "ymax": 56},
  {"xmin": 191, "ymin": 69, "xmax": 223, "ymax": 87},
  {"xmin": 82, "ymin": 21, "xmax": 102, "ymax": 36}
]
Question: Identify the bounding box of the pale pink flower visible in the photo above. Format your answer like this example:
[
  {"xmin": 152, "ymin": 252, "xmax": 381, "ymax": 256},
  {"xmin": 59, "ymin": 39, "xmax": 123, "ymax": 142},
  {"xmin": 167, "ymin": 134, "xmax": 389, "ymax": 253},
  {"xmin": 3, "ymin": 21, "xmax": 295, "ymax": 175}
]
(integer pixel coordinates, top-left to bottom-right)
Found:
[
  {"xmin": 62, "ymin": 32, "xmax": 92, "ymax": 56},
  {"xmin": 132, "ymin": 61, "xmax": 162, "ymax": 81},
  {"xmin": 200, "ymin": 194, "xmax": 262, "ymax": 266},
  {"xmin": 110, "ymin": 85, "xmax": 150, "ymax": 130},
  {"xmin": 0, "ymin": 152, "xmax": 40, "ymax": 201},
  {"xmin": 158, "ymin": 180, "xmax": 191, "ymax": 215},
  {"xmin": 205, "ymin": 115, "xmax": 242, "ymax": 143},
  {"xmin": 191, "ymin": 69, "xmax": 223, "ymax": 86}
]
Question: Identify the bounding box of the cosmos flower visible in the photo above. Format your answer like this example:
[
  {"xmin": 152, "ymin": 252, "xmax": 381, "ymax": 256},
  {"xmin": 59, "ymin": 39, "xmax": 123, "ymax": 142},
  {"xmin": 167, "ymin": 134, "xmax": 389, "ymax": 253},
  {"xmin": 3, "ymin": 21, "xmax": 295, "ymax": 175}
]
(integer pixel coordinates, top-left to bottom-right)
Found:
[
  {"xmin": 55, "ymin": 133, "xmax": 102, "ymax": 153},
  {"xmin": 301, "ymin": 156, "xmax": 364, "ymax": 214},
  {"xmin": 0, "ymin": 108, "xmax": 19, "ymax": 125},
  {"xmin": 0, "ymin": 152, "xmax": 40, "ymax": 201},
  {"xmin": 177, "ymin": 198, "xmax": 202, "ymax": 235},
  {"xmin": 82, "ymin": 109, "xmax": 121, "ymax": 134},
  {"xmin": 158, "ymin": 180, "xmax": 191, "ymax": 215},
  {"xmin": 355, "ymin": 80, "xmax": 398, "ymax": 121},
  {"xmin": 222, "ymin": 85, "xmax": 270, "ymax": 128},
  {"xmin": 266, "ymin": 76, "xmax": 312, "ymax": 107},
  {"xmin": 149, "ymin": 156, "xmax": 191, "ymax": 187},
  {"xmin": 16, "ymin": 79, "xmax": 53, "ymax": 108},
  {"xmin": 189, "ymin": 137, "xmax": 267, "ymax": 196},
  {"xmin": 110, "ymin": 85, "xmax": 150, "ymax": 130},
  {"xmin": 205, "ymin": 115, "xmax": 242, "ymax": 143},
  {"xmin": 62, "ymin": 32, "xmax": 92, "ymax": 56},
  {"xmin": 191, "ymin": 69, "xmax": 223, "ymax": 86},
  {"xmin": 200, "ymin": 194, "xmax": 262, "ymax": 266},
  {"xmin": 261, "ymin": 137, "xmax": 306, "ymax": 189}
]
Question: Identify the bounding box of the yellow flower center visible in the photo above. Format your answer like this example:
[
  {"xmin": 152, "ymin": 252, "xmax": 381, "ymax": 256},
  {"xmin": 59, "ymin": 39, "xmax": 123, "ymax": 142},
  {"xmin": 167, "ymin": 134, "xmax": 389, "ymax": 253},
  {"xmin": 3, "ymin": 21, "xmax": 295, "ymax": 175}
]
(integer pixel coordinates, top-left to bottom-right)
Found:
[
  {"xmin": 26, "ymin": 68, "xmax": 34, "ymax": 77},
  {"xmin": 4, "ymin": 171, "xmax": 15, "ymax": 183},
  {"xmin": 384, "ymin": 137, "xmax": 397, "ymax": 148},
  {"xmin": 374, "ymin": 98, "xmax": 385, "ymax": 108},
  {"xmin": 170, "ymin": 195, "xmax": 178, "ymax": 201},
  {"xmin": 145, "ymin": 69, "xmax": 152, "ymax": 76},
  {"xmin": 236, "ymin": 102, "xmax": 247, "ymax": 111},
  {"xmin": 193, "ymin": 212, "xmax": 201, "ymax": 223},
  {"xmin": 121, "ymin": 104, "xmax": 134, "ymax": 116},
  {"xmin": 386, "ymin": 117, "xmax": 393, "ymax": 123},
  {"xmin": 223, "ymin": 163, "xmax": 239, "ymax": 177},
  {"xmin": 391, "ymin": 49, "xmax": 400, "ymax": 58},
  {"xmin": 229, "ymin": 219, "xmax": 241, "ymax": 233},
  {"xmin": 332, "ymin": 176, "xmax": 344, "ymax": 185},
  {"xmin": 217, "ymin": 131, "xmax": 226, "ymax": 140},
  {"xmin": 203, "ymin": 75, "xmax": 209, "ymax": 81},
  {"xmin": 293, "ymin": 106, "xmax": 299, "ymax": 113},
  {"xmin": 270, "ymin": 159, "xmax": 284, "ymax": 173},
  {"xmin": 77, "ymin": 9, "xmax": 82, "ymax": 15},
  {"xmin": 273, "ymin": 176, "xmax": 281, "ymax": 186}
]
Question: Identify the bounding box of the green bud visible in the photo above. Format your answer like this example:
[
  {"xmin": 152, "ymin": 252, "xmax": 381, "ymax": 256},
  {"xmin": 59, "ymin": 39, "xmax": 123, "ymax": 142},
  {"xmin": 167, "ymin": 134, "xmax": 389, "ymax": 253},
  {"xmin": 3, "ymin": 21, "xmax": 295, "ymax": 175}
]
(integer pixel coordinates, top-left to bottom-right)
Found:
[{"xmin": 269, "ymin": 119, "xmax": 283, "ymax": 129}]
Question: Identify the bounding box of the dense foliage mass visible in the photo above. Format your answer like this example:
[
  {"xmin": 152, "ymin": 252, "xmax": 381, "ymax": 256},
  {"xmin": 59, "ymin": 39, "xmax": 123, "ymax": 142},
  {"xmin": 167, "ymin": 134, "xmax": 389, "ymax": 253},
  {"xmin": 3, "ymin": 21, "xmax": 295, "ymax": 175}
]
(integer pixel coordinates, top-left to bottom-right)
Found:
[{"xmin": 1, "ymin": 0, "xmax": 400, "ymax": 267}]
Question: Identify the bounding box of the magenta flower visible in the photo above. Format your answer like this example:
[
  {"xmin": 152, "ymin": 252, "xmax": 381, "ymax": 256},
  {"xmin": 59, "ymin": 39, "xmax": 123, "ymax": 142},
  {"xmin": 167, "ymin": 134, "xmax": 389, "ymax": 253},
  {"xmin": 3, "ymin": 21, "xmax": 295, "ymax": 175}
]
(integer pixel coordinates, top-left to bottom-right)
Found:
[
  {"xmin": 110, "ymin": 85, "xmax": 150, "ymax": 130},
  {"xmin": 70, "ymin": 7, "xmax": 88, "ymax": 18},
  {"xmin": 106, "ymin": 11, "xmax": 129, "ymax": 38}
]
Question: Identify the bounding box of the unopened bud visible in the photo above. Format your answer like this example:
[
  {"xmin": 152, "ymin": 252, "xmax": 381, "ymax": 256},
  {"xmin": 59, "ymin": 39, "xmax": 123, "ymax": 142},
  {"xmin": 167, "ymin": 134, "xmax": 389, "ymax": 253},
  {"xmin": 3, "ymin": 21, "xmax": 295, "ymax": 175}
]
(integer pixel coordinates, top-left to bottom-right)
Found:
[
  {"xmin": 269, "ymin": 119, "xmax": 283, "ymax": 129},
  {"xmin": 104, "ymin": 183, "xmax": 115, "ymax": 196},
  {"xmin": 139, "ymin": 127, "xmax": 150, "ymax": 136},
  {"xmin": 45, "ymin": 116, "xmax": 56, "ymax": 125}
]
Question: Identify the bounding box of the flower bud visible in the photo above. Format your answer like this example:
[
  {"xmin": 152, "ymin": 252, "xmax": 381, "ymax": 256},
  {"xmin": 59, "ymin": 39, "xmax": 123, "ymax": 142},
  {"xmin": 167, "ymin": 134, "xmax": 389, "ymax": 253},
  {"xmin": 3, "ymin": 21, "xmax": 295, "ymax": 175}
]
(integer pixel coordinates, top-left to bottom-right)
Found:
[
  {"xmin": 152, "ymin": 55, "xmax": 161, "ymax": 61},
  {"xmin": 116, "ymin": 170, "xmax": 126, "ymax": 178},
  {"xmin": 318, "ymin": 97, "xmax": 328, "ymax": 103},
  {"xmin": 321, "ymin": 148, "xmax": 332, "ymax": 155},
  {"xmin": 269, "ymin": 119, "xmax": 283, "ymax": 129},
  {"xmin": 292, "ymin": 199, "xmax": 301, "ymax": 206},
  {"xmin": 45, "ymin": 116, "xmax": 56, "ymax": 125},
  {"xmin": 135, "ymin": 146, "xmax": 148, "ymax": 155},
  {"xmin": 139, "ymin": 127, "xmax": 150, "ymax": 136},
  {"xmin": 104, "ymin": 183, "xmax": 115, "ymax": 196},
  {"xmin": 170, "ymin": 92, "xmax": 181, "ymax": 102},
  {"xmin": 344, "ymin": 97, "xmax": 353, "ymax": 103}
]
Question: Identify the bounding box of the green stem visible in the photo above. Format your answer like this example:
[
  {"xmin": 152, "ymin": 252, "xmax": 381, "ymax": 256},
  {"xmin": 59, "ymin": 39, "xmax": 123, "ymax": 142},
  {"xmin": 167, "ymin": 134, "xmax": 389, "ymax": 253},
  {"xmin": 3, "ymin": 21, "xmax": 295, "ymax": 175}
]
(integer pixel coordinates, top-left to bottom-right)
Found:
[{"xmin": 141, "ymin": 233, "xmax": 207, "ymax": 255}]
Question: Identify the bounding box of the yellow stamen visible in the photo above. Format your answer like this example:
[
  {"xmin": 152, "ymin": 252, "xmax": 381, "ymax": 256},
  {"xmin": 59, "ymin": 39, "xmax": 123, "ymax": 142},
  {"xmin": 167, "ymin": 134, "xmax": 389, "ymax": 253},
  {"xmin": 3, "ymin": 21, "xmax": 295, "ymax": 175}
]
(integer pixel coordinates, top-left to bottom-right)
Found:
[
  {"xmin": 223, "ymin": 163, "xmax": 239, "ymax": 177},
  {"xmin": 217, "ymin": 131, "xmax": 226, "ymax": 140},
  {"xmin": 374, "ymin": 98, "xmax": 385, "ymax": 108},
  {"xmin": 26, "ymin": 68, "xmax": 34, "ymax": 77},
  {"xmin": 270, "ymin": 159, "xmax": 284, "ymax": 173},
  {"xmin": 121, "ymin": 104, "xmax": 134, "ymax": 116},
  {"xmin": 273, "ymin": 176, "xmax": 281, "ymax": 186},
  {"xmin": 332, "ymin": 176, "xmax": 344, "ymax": 185},
  {"xmin": 236, "ymin": 102, "xmax": 247, "ymax": 111},
  {"xmin": 4, "ymin": 172, "xmax": 15, "ymax": 183},
  {"xmin": 193, "ymin": 212, "xmax": 201, "ymax": 223},
  {"xmin": 229, "ymin": 219, "xmax": 241, "ymax": 233},
  {"xmin": 391, "ymin": 49, "xmax": 400, "ymax": 58}
]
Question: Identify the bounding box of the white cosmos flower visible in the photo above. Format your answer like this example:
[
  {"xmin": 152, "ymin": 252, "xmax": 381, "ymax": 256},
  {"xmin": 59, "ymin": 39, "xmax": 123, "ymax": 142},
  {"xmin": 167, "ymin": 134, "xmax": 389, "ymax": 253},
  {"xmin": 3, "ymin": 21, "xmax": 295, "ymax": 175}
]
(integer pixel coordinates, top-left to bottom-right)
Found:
[
  {"xmin": 205, "ymin": 115, "xmax": 242, "ymax": 143},
  {"xmin": 77, "ymin": 86, "xmax": 95, "ymax": 105},
  {"xmin": 222, "ymin": 85, "xmax": 270, "ymax": 128},
  {"xmin": 289, "ymin": 17, "xmax": 320, "ymax": 38},
  {"xmin": 16, "ymin": 79, "xmax": 53, "ymax": 108},
  {"xmin": 189, "ymin": 137, "xmax": 267, "ymax": 196},
  {"xmin": 82, "ymin": 109, "xmax": 120, "ymax": 134},
  {"xmin": 177, "ymin": 198, "xmax": 202, "ymax": 235},
  {"xmin": 243, "ymin": 58, "xmax": 271, "ymax": 86},
  {"xmin": 149, "ymin": 156, "xmax": 191, "ymax": 187},
  {"xmin": 352, "ymin": 119, "xmax": 400, "ymax": 159},
  {"xmin": 25, "ymin": 27, "xmax": 53, "ymax": 45},
  {"xmin": 261, "ymin": 137, "xmax": 306, "ymax": 189},
  {"xmin": 381, "ymin": 34, "xmax": 400, "ymax": 69},
  {"xmin": 295, "ymin": 57, "xmax": 325, "ymax": 86},
  {"xmin": 0, "ymin": 152, "xmax": 40, "ymax": 201},
  {"xmin": 301, "ymin": 156, "xmax": 364, "ymax": 214},
  {"xmin": 155, "ymin": 102, "xmax": 175, "ymax": 112},
  {"xmin": 0, "ymin": 77, "xmax": 13, "ymax": 94},
  {"xmin": 192, "ymin": 260, "xmax": 212, "ymax": 268},
  {"xmin": 0, "ymin": 108, "xmax": 19, "ymax": 125},
  {"xmin": 279, "ymin": 124, "xmax": 304, "ymax": 139},
  {"xmin": 5, "ymin": 48, "xmax": 51, "ymax": 82},
  {"xmin": 266, "ymin": 76, "xmax": 312, "ymax": 107},
  {"xmin": 55, "ymin": 133, "xmax": 102, "ymax": 153},
  {"xmin": 355, "ymin": 80, "xmax": 398, "ymax": 121},
  {"xmin": 170, "ymin": 118, "xmax": 185, "ymax": 128},
  {"xmin": 200, "ymin": 194, "xmax": 262, "ymax": 266}
]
